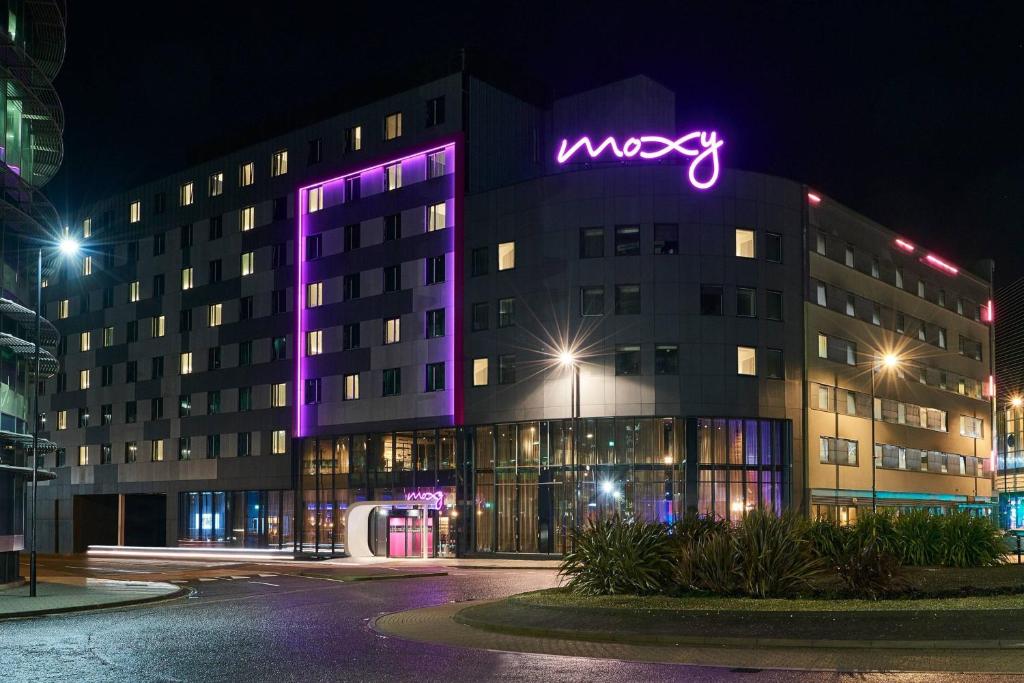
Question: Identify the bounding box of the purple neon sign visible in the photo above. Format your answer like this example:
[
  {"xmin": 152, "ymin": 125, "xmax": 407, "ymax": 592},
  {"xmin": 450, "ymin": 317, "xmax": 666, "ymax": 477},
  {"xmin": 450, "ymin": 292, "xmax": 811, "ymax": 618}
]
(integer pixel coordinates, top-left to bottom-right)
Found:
[
  {"xmin": 555, "ymin": 131, "xmax": 724, "ymax": 190},
  {"xmin": 405, "ymin": 490, "xmax": 445, "ymax": 510}
]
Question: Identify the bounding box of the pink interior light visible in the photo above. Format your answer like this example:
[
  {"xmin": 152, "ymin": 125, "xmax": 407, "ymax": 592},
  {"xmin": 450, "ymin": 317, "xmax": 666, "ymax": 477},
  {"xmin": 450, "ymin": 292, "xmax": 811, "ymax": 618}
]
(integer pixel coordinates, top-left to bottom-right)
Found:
[
  {"xmin": 923, "ymin": 253, "xmax": 958, "ymax": 275},
  {"xmin": 984, "ymin": 375, "xmax": 996, "ymax": 398},
  {"xmin": 982, "ymin": 299, "xmax": 994, "ymax": 323},
  {"xmin": 806, "ymin": 192, "xmax": 821, "ymax": 204},
  {"xmin": 894, "ymin": 238, "xmax": 915, "ymax": 253}
]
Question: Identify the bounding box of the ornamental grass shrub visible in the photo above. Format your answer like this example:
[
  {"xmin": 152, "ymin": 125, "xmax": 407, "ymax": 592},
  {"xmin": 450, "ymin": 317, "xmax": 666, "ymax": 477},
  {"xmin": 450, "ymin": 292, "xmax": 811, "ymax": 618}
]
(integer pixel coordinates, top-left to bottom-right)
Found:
[
  {"xmin": 937, "ymin": 512, "xmax": 1005, "ymax": 568},
  {"xmin": 560, "ymin": 516, "xmax": 676, "ymax": 596}
]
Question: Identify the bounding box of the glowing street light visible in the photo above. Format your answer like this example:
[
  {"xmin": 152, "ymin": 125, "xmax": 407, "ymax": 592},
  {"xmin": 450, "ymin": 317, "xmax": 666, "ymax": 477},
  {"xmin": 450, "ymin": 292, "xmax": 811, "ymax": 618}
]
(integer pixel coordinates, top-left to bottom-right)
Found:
[
  {"xmin": 1012, "ymin": 396, "xmax": 1023, "ymax": 409},
  {"xmin": 882, "ymin": 353, "xmax": 901, "ymax": 370},
  {"xmin": 57, "ymin": 235, "xmax": 80, "ymax": 257},
  {"xmin": 558, "ymin": 349, "xmax": 576, "ymax": 367}
]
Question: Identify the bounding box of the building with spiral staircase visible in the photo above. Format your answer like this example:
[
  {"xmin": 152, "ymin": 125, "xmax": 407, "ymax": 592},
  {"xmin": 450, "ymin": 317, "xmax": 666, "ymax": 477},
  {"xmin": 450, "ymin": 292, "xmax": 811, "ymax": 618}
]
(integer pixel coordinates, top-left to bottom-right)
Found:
[{"xmin": 0, "ymin": 0, "xmax": 65, "ymax": 583}]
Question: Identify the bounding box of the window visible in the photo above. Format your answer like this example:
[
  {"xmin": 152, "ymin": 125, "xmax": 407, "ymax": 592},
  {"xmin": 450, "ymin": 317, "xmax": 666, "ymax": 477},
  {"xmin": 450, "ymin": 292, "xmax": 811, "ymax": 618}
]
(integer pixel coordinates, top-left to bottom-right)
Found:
[
  {"xmin": 737, "ymin": 287, "xmax": 756, "ymax": 317},
  {"xmin": 766, "ymin": 290, "xmax": 783, "ymax": 321},
  {"xmin": 497, "ymin": 355, "xmax": 516, "ymax": 384},
  {"xmin": 207, "ymin": 390, "xmax": 221, "ymax": 414},
  {"xmin": 207, "ymin": 258, "xmax": 223, "ymax": 283},
  {"xmin": 385, "ymin": 163, "xmax": 402, "ymax": 191},
  {"xmin": 101, "ymin": 404, "xmax": 112, "ymax": 426},
  {"xmin": 344, "ymin": 223, "xmax": 360, "ymax": 251},
  {"xmin": 938, "ymin": 289, "xmax": 946, "ymax": 307},
  {"xmin": 305, "ymin": 233, "xmax": 322, "ymax": 260},
  {"xmin": 272, "ymin": 430, "xmax": 287, "ymax": 455},
  {"xmin": 426, "ymin": 96, "xmax": 445, "ymax": 126},
  {"xmin": 917, "ymin": 279, "xmax": 926, "ymax": 298},
  {"xmin": 498, "ymin": 298, "xmax": 516, "ymax": 327},
  {"xmin": 151, "ymin": 440, "xmax": 164, "ymax": 462},
  {"xmin": 737, "ymin": 346, "xmax": 757, "ymax": 375},
  {"xmin": 80, "ymin": 331, "xmax": 91, "ymax": 352},
  {"xmin": 426, "ymin": 308, "xmax": 445, "ymax": 338},
  {"xmin": 615, "ymin": 284, "xmax": 641, "ymax": 314},
  {"xmin": 845, "ymin": 293, "xmax": 856, "ymax": 317},
  {"xmin": 342, "ymin": 323, "xmax": 360, "ymax": 350},
  {"xmin": 960, "ymin": 415, "xmax": 983, "ymax": 439},
  {"xmin": 103, "ymin": 288, "xmax": 113, "ymax": 308},
  {"xmin": 83, "ymin": 217, "xmax": 92, "ymax": 238},
  {"xmin": 959, "ymin": 335, "xmax": 982, "ymax": 361},
  {"xmin": 125, "ymin": 402, "xmax": 137, "ymax": 424},
  {"xmin": 57, "ymin": 410, "xmax": 67, "ymax": 430},
  {"xmin": 816, "ymin": 232, "xmax": 826, "ymax": 255},
  {"xmin": 308, "ymin": 185, "xmax": 323, "ymax": 212},
  {"xmin": 655, "ymin": 345, "xmax": 679, "ymax": 375},
  {"xmin": 381, "ymin": 213, "xmax": 401, "ymax": 241},
  {"xmin": 344, "ymin": 125, "xmax": 362, "ymax": 152},
  {"xmin": 241, "ymin": 251, "xmax": 255, "ymax": 276},
  {"xmin": 305, "ymin": 282, "xmax": 324, "ymax": 309},
  {"xmin": 383, "ymin": 317, "xmax": 400, "ymax": 344},
  {"xmin": 181, "ymin": 267, "xmax": 193, "ymax": 290},
  {"xmin": 871, "ymin": 258, "xmax": 880, "ymax": 278},
  {"xmin": 78, "ymin": 408, "xmax": 89, "ymax": 428},
  {"xmin": 237, "ymin": 433, "xmax": 252, "ymax": 458},
  {"xmin": 179, "ymin": 182, "xmax": 194, "ymax": 206},
  {"xmin": 426, "ymin": 255, "xmax": 445, "ymax": 284},
  {"xmin": 180, "ymin": 308, "xmax": 193, "ymax": 332},
  {"xmin": 735, "ymin": 229, "xmax": 755, "ymax": 258},
  {"xmin": 304, "ymin": 378, "xmax": 321, "ymax": 404},
  {"xmin": 844, "ymin": 244, "xmax": 855, "ymax": 267},
  {"xmin": 82, "ymin": 255, "xmax": 92, "ymax": 276},
  {"xmin": 615, "ymin": 345, "xmax": 641, "ymax": 376},
  {"xmin": 152, "ymin": 315, "xmax": 165, "ymax": 337},
  {"xmin": 271, "ymin": 383, "xmax": 287, "ymax": 408},
  {"xmin": 343, "ymin": 273, "xmax": 360, "ymax": 300},
  {"xmin": 816, "ymin": 282, "xmax": 827, "ymax": 307},
  {"xmin": 129, "ymin": 281, "xmax": 140, "ymax": 302},
  {"xmin": 818, "ymin": 333, "xmax": 857, "ymax": 366},
  {"xmin": 272, "ymin": 149, "xmax": 288, "ymax": 176},
  {"xmin": 497, "ymin": 242, "xmax": 515, "ymax": 271},
  {"xmin": 344, "ymin": 177, "xmax": 361, "ymax": 202},
  {"xmin": 766, "ymin": 232, "xmax": 783, "ymax": 263},
  {"xmin": 240, "ymin": 205, "xmax": 255, "ymax": 231},
  {"xmin": 700, "ymin": 285, "xmax": 723, "ymax": 315},
  {"xmin": 579, "ymin": 227, "xmax": 604, "ymax": 258},
  {"xmin": 130, "ymin": 200, "xmax": 141, "ymax": 223},
  {"xmin": 473, "ymin": 358, "xmax": 489, "ymax": 386},
  {"xmin": 308, "ymin": 137, "xmax": 322, "ymax": 164},
  {"xmin": 820, "ymin": 437, "xmax": 858, "ymax": 466},
  {"xmin": 938, "ymin": 327, "xmax": 947, "ymax": 349},
  {"xmin": 273, "ymin": 196, "xmax": 287, "ymax": 220},
  {"xmin": 306, "ymin": 330, "xmax": 323, "ymax": 356},
  {"xmin": 580, "ymin": 286, "xmax": 604, "ymax": 316},
  {"xmin": 206, "ymin": 435, "xmax": 220, "ymax": 459},
  {"xmin": 614, "ymin": 225, "xmax": 640, "ymax": 256},
  {"xmin": 471, "ymin": 302, "xmax": 489, "ymax": 331},
  {"xmin": 895, "ymin": 266, "xmax": 904, "ymax": 289},
  {"xmin": 179, "ymin": 394, "xmax": 192, "ymax": 418},
  {"xmin": 209, "ymin": 172, "xmax": 223, "ymax": 197},
  {"xmin": 238, "ymin": 386, "xmax": 252, "ymax": 411},
  {"xmin": 208, "ymin": 215, "xmax": 223, "ymax": 241},
  {"xmin": 180, "ymin": 352, "xmax": 193, "ymax": 375},
  {"xmin": 427, "ymin": 202, "xmax": 446, "ymax": 231},
  {"xmin": 471, "ymin": 247, "xmax": 489, "ymax": 276},
  {"xmin": 78, "ymin": 445, "xmax": 89, "ymax": 466},
  {"xmin": 178, "ymin": 437, "xmax": 191, "ymax": 461},
  {"xmin": 427, "ymin": 150, "xmax": 446, "ymax": 178},
  {"xmin": 384, "ymin": 112, "xmax": 403, "ymax": 140},
  {"xmin": 426, "ymin": 362, "xmax": 445, "ymax": 391},
  {"xmin": 383, "ymin": 368, "xmax": 401, "ymax": 396},
  {"xmin": 80, "ymin": 369, "xmax": 90, "ymax": 389},
  {"xmin": 896, "ymin": 312, "xmax": 906, "ymax": 334},
  {"xmin": 153, "ymin": 273, "xmax": 165, "ymax": 297},
  {"xmin": 384, "ymin": 265, "xmax": 401, "ymax": 292},
  {"xmin": 344, "ymin": 373, "xmax": 360, "ymax": 400},
  {"xmin": 765, "ymin": 348, "xmax": 784, "ymax": 379},
  {"xmin": 272, "ymin": 336, "xmax": 286, "ymax": 360},
  {"xmin": 101, "ymin": 365, "xmax": 113, "ymax": 386},
  {"xmin": 872, "ymin": 303, "xmax": 881, "ymax": 326},
  {"xmin": 58, "ymin": 299, "xmax": 68, "ymax": 319},
  {"xmin": 239, "ymin": 161, "xmax": 254, "ymax": 186}
]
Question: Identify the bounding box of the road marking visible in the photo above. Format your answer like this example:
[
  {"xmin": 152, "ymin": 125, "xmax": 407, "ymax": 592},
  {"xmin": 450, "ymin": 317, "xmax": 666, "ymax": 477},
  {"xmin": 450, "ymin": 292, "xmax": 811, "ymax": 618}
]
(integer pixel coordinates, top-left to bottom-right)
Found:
[
  {"xmin": 229, "ymin": 575, "xmax": 252, "ymax": 579},
  {"xmin": 248, "ymin": 581, "xmax": 279, "ymax": 587},
  {"xmin": 197, "ymin": 577, "xmax": 218, "ymax": 582},
  {"xmin": 257, "ymin": 573, "xmax": 278, "ymax": 577}
]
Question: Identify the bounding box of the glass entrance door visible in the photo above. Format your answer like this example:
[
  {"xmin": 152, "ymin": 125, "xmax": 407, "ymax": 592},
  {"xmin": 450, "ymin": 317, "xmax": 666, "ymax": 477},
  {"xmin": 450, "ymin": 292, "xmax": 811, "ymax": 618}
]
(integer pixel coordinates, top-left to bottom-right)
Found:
[{"xmin": 387, "ymin": 512, "xmax": 435, "ymax": 558}]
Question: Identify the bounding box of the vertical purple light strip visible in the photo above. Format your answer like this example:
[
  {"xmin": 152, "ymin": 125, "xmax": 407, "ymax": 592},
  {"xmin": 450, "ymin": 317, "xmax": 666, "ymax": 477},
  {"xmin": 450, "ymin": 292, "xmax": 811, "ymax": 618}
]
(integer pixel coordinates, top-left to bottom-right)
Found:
[{"xmin": 295, "ymin": 187, "xmax": 307, "ymax": 437}]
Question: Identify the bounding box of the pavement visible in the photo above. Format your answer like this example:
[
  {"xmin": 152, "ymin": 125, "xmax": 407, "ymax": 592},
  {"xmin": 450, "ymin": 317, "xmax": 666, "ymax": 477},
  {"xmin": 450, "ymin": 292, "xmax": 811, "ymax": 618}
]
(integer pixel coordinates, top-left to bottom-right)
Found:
[{"xmin": 0, "ymin": 576, "xmax": 184, "ymax": 619}]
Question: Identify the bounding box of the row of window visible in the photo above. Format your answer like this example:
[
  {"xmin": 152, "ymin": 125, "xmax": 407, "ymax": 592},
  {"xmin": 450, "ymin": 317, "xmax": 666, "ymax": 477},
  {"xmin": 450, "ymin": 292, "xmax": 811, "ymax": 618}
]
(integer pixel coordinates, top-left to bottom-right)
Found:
[
  {"xmin": 306, "ymin": 151, "xmax": 449, "ymax": 214},
  {"xmin": 302, "ymin": 362, "xmax": 447, "ymax": 404},
  {"xmin": 810, "ymin": 381, "xmax": 981, "ymax": 436},
  {"xmin": 68, "ymin": 430, "xmax": 288, "ymax": 466},
  {"xmin": 818, "ymin": 436, "xmax": 986, "ymax": 478},
  {"xmin": 306, "ymin": 309, "xmax": 445, "ymax": 356}
]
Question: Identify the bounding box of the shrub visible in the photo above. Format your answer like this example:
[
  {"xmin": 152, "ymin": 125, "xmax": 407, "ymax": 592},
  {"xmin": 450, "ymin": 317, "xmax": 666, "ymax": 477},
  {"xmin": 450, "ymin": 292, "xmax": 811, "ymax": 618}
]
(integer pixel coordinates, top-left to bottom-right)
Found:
[
  {"xmin": 732, "ymin": 510, "xmax": 822, "ymax": 598},
  {"xmin": 833, "ymin": 535, "xmax": 904, "ymax": 599},
  {"xmin": 850, "ymin": 510, "xmax": 900, "ymax": 558},
  {"xmin": 939, "ymin": 512, "xmax": 1005, "ymax": 568},
  {"xmin": 671, "ymin": 512, "xmax": 730, "ymax": 547},
  {"xmin": 560, "ymin": 516, "xmax": 676, "ymax": 596},
  {"xmin": 678, "ymin": 530, "xmax": 739, "ymax": 595},
  {"xmin": 893, "ymin": 509, "xmax": 943, "ymax": 566},
  {"xmin": 805, "ymin": 517, "xmax": 849, "ymax": 563}
]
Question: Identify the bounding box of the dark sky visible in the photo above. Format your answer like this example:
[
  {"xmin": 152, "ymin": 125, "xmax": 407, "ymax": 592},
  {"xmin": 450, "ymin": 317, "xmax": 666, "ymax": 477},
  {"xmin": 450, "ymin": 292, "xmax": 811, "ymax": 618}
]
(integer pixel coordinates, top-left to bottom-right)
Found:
[{"xmin": 50, "ymin": 2, "xmax": 1024, "ymax": 284}]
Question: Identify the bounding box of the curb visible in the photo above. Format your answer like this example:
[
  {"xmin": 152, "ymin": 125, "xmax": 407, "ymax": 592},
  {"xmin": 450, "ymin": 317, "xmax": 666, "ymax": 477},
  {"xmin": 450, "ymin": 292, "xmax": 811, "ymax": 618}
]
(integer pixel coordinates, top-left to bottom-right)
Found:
[
  {"xmin": 300, "ymin": 571, "xmax": 448, "ymax": 583},
  {"xmin": 452, "ymin": 600, "xmax": 1024, "ymax": 651},
  {"xmin": 0, "ymin": 585, "xmax": 189, "ymax": 620}
]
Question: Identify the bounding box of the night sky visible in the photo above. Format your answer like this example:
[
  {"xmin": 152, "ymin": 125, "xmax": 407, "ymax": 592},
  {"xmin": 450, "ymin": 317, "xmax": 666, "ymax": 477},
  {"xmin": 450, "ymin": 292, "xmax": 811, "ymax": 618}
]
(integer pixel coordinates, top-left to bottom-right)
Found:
[{"xmin": 50, "ymin": 2, "xmax": 1024, "ymax": 284}]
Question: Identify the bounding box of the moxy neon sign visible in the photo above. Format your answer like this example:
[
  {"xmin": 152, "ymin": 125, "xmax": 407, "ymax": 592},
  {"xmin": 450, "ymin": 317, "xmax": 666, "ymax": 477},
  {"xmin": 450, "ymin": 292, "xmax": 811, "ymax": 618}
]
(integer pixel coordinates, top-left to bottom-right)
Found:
[
  {"xmin": 405, "ymin": 490, "xmax": 445, "ymax": 510},
  {"xmin": 555, "ymin": 131, "xmax": 724, "ymax": 190}
]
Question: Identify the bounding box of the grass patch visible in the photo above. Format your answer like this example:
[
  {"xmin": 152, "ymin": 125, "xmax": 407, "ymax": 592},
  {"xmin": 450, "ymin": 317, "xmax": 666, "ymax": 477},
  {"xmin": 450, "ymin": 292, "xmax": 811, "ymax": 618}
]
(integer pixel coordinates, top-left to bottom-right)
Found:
[{"xmin": 514, "ymin": 586, "xmax": 1024, "ymax": 612}]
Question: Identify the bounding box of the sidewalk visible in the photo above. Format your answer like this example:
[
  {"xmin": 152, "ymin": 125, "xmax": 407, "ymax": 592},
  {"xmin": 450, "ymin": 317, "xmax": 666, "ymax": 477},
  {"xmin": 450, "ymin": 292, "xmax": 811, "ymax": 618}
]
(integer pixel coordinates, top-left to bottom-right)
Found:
[
  {"xmin": 321, "ymin": 556, "xmax": 562, "ymax": 570},
  {"xmin": 0, "ymin": 577, "xmax": 185, "ymax": 619}
]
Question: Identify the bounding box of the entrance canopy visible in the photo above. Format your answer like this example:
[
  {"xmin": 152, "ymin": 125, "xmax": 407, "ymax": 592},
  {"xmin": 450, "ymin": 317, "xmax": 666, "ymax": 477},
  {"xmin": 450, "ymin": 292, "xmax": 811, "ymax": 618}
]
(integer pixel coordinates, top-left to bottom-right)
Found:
[{"xmin": 344, "ymin": 501, "xmax": 430, "ymax": 559}]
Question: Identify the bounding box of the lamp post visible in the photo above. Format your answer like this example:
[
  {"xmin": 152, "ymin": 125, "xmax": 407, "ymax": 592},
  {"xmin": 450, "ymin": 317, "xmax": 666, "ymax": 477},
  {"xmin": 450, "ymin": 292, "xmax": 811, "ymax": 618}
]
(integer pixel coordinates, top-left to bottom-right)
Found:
[
  {"xmin": 870, "ymin": 352, "xmax": 901, "ymax": 514},
  {"xmin": 29, "ymin": 235, "xmax": 79, "ymax": 597},
  {"xmin": 558, "ymin": 350, "xmax": 579, "ymax": 542}
]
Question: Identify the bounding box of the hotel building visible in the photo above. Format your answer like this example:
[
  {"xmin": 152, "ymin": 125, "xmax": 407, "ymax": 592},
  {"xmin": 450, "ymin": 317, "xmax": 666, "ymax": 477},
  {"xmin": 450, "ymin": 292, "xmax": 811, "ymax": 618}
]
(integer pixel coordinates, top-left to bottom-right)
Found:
[
  {"xmin": 995, "ymin": 276, "xmax": 1024, "ymax": 528},
  {"xmin": 34, "ymin": 67, "xmax": 996, "ymax": 557}
]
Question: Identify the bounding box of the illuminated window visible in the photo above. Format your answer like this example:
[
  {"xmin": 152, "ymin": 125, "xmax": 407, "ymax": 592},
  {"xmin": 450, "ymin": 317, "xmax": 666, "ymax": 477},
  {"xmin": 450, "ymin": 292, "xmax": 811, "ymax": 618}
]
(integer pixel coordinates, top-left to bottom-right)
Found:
[
  {"xmin": 385, "ymin": 163, "xmax": 402, "ymax": 190},
  {"xmin": 473, "ymin": 358, "xmax": 489, "ymax": 386},
  {"xmin": 82, "ymin": 256, "xmax": 92, "ymax": 276},
  {"xmin": 209, "ymin": 172, "xmax": 224, "ymax": 197},
  {"xmin": 152, "ymin": 315, "xmax": 165, "ymax": 338},
  {"xmin": 427, "ymin": 202, "xmax": 446, "ymax": 231},
  {"xmin": 895, "ymin": 267, "xmax": 904, "ymax": 289},
  {"xmin": 817, "ymin": 333, "xmax": 828, "ymax": 359},
  {"xmin": 271, "ymin": 149, "xmax": 288, "ymax": 176},
  {"xmin": 308, "ymin": 186, "xmax": 323, "ymax": 212},
  {"xmin": 306, "ymin": 282, "xmax": 323, "ymax": 308},
  {"xmin": 179, "ymin": 182, "xmax": 194, "ymax": 206},
  {"xmin": 80, "ymin": 331, "xmax": 91, "ymax": 352},
  {"xmin": 239, "ymin": 161, "xmax": 255, "ymax": 187},
  {"xmin": 344, "ymin": 373, "xmax": 360, "ymax": 400},
  {"xmin": 306, "ymin": 330, "xmax": 323, "ymax": 356},
  {"xmin": 129, "ymin": 281, "xmax": 140, "ymax": 302},
  {"xmin": 58, "ymin": 299, "xmax": 69, "ymax": 319},
  {"xmin": 497, "ymin": 242, "xmax": 515, "ymax": 271},
  {"xmin": 80, "ymin": 369, "xmax": 90, "ymax": 389},
  {"xmin": 151, "ymin": 439, "xmax": 164, "ymax": 462},
  {"xmin": 180, "ymin": 352, "xmax": 193, "ymax": 375},
  {"xmin": 345, "ymin": 125, "xmax": 362, "ymax": 152},
  {"xmin": 845, "ymin": 245, "xmax": 855, "ymax": 267},
  {"xmin": 735, "ymin": 229, "xmax": 755, "ymax": 258},
  {"xmin": 383, "ymin": 317, "xmax": 400, "ymax": 344},
  {"xmin": 240, "ymin": 205, "xmax": 255, "ymax": 231},
  {"xmin": 208, "ymin": 303, "xmax": 222, "ymax": 327},
  {"xmin": 181, "ymin": 267, "xmax": 193, "ymax": 290},
  {"xmin": 737, "ymin": 346, "xmax": 757, "ymax": 375},
  {"xmin": 83, "ymin": 218, "xmax": 92, "ymax": 238},
  {"xmin": 271, "ymin": 383, "xmax": 287, "ymax": 407},
  {"xmin": 103, "ymin": 326, "xmax": 114, "ymax": 347},
  {"xmin": 129, "ymin": 200, "xmax": 141, "ymax": 223},
  {"xmin": 960, "ymin": 415, "xmax": 983, "ymax": 439},
  {"xmin": 272, "ymin": 430, "xmax": 287, "ymax": 454},
  {"xmin": 241, "ymin": 251, "xmax": 255, "ymax": 276},
  {"xmin": 427, "ymin": 150, "xmax": 446, "ymax": 178},
  {"xmin": 57, "ymin": 410, "xmax": 67, "ymax": 430},
  {"xmin": 384, "ymin": 112, "xmax": 402, "ymax": 140},
  {"xmin": 78, "ymin": 445, "xmax": 88, "ymax": 466}
]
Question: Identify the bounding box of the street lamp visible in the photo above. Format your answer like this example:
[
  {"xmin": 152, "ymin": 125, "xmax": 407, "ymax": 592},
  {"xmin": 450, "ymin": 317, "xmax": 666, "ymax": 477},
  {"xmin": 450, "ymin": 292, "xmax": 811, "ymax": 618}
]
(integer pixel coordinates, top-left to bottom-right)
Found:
[
  {"xmin": 558, "ymin": 349, "xmax": 580, "ymax": 540},
  {"xmin": 871, "ymin": 352, "xmax": 902, "ymax": 513},
  {"xmin": 29, "ymin": 235, "xmax": 79, "ymax": 597}
]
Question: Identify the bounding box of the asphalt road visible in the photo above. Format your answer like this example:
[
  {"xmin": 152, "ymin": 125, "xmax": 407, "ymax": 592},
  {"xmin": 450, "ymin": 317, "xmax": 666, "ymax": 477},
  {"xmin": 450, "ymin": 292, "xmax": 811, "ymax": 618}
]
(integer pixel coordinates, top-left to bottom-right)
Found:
[{"xmin": 0, "ymin": 563, "xmax": 1019, "ymax": 682}]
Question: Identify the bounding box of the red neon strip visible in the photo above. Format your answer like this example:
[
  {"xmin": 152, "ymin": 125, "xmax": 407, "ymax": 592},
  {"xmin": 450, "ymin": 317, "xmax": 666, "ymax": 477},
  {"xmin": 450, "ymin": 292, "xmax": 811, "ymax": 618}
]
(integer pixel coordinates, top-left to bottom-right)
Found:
[
  {"xmin": 923, "ymin": 253, "xmax": 958, "ymax": 275},
  {"xmin": 806, "ymin": 192, "xmax": 821, "ymax": 204},
  {"xmin": 894, "ymin": 238, "xmax": 915, "ymax": 253},
  {"xmin": 982, "ymin": 299, "xmax": 994, "ymax": 323}
]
